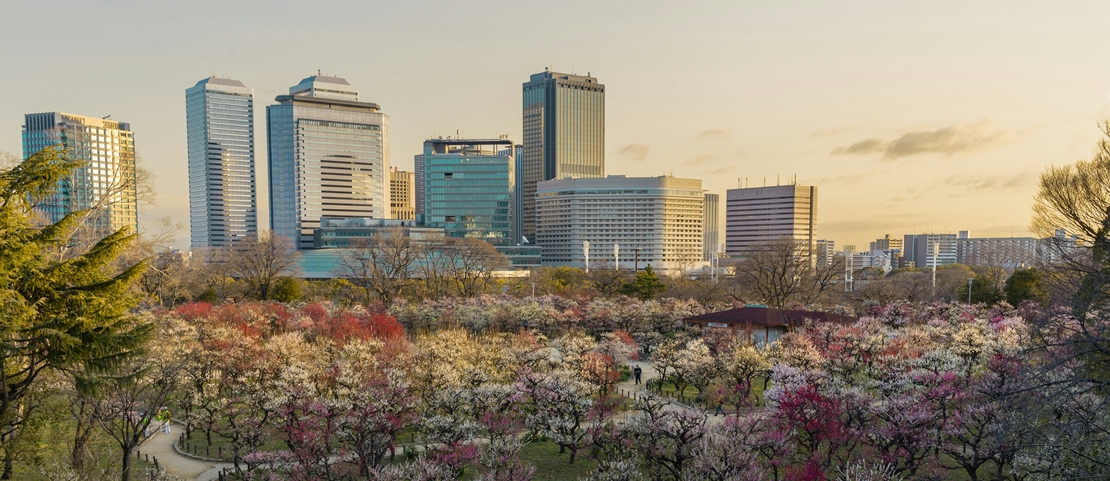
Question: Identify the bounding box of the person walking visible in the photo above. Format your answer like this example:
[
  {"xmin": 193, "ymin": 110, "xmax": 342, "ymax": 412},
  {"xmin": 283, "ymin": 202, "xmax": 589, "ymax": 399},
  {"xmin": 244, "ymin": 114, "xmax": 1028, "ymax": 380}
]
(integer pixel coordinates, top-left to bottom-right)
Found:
[
  {"xmin": 163, "ymin": 409, "xmax": 172, "ymax": 434},
  {"xmin": 713, "ymin": 390, "xmax": 726, "ymax": 416},
  {"xmin": 633, "ymin": 365, "xmax": 642, "ymax": 385}
]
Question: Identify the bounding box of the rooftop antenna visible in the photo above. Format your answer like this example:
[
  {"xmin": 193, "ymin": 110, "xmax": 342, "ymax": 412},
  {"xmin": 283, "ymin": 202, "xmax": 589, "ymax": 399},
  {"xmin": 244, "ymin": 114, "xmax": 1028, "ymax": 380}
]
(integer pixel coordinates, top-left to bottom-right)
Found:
[{"xmin": 102, "ymin": 115, "xmax": 111, "ymax": 120}]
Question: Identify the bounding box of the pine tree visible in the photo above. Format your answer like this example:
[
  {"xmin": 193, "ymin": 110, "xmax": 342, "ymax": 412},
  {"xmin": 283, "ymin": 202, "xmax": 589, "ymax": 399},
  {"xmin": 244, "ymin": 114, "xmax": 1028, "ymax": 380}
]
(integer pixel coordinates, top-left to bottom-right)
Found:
[{"xmin": 0, "ymin": 147, "xmax": 150, "ymax": 479}]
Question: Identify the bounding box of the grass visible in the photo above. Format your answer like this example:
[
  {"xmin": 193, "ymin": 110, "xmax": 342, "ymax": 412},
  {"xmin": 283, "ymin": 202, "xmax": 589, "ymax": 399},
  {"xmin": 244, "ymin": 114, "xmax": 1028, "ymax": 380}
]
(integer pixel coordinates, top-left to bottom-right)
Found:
[
  {"xmin": 517, "ymin": 439, "xmax": 599, "ymax": 480},
  {"xmin": 649, "ymin": 377, "xmax": 771, "ymax": 412}
]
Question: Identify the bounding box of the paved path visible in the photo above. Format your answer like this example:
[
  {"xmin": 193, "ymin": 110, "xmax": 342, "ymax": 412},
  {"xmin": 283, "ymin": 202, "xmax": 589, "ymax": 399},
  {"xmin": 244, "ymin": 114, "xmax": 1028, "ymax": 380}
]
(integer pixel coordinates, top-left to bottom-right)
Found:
[
  {"xmin": 616, "ymin": 360, "xmax": 732, "ymax": 426},
  {"xmin": 137, "ymin": 426, "xmax": 231, "ymax": 481}
]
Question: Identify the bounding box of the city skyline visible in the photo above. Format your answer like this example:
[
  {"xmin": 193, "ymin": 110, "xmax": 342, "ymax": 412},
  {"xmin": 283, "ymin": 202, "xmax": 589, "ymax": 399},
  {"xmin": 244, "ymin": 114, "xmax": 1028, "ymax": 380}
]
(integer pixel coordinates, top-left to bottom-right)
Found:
[{"xmin": 3, "ymin": 1, "xmax": 1109, "ymax": 250}]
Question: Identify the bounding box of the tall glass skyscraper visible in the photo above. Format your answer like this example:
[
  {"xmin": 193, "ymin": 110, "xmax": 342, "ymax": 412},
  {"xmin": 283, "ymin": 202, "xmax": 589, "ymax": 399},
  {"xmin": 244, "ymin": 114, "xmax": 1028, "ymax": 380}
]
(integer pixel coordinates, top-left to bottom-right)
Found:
[
  {"xmin": 423, "ymin": 138, "xmax": 514, "ymax": 246},
  {"xmin": 22, "ymin": 112, "xmax": 138, "ymax": 234},
  {"xmin": 521, "ymin": 70, "xmax": 605, "ymax": 240},
  {"xmin": 186, "ymin": 76, "xmax": 256, "ymax": 248},
  {"xmin": 267, "ymin": 75, "xmax": 390, "ymax": 249}
]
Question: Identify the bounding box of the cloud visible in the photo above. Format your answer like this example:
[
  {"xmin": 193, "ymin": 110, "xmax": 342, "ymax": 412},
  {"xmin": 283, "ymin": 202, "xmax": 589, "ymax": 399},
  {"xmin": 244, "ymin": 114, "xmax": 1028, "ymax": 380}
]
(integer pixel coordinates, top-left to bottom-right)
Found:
[
  {"xmin": 696, "ymin": 129, "xmax": 732, "ymax": 141},
  {"xmin": 735, "ymin": 150, "xmax": 747, "ymax": 156},
  {"xmin": 703, "ymin": 166, "xmax": 735, "ymax": 175},
  {"xmin": 616, "ymin": 143, "xmax": 649, "ymax": 161},
  {"xmin": 943, "ymin": 169, "xmax": 1038, "ymax": 192},
  {"xmin": 684, "ymin": 154, "xmax": 719, "ymax": 166},
  {"xmin": 829, "ymin": 138, "xmax": 887, "ymax": 156},
  {"xmin": 829, "ymin": 120, "xmax": 1015, "ymax": 160},
  {"xmin": 810, "ymin": 126, "xmax": 855, "ymax": 138}
]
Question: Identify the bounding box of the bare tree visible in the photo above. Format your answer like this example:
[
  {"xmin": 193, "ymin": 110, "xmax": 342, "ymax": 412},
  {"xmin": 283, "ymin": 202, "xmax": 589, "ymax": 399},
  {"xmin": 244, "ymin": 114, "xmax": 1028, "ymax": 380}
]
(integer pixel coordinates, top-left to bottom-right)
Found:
[
  {"xmin": 435, "ymin": 238, "xmax": 509, "ymax": 298},
  {"xmin": 337, "ymin": 227, "xmax": 423, "ymax": 306},
  {"xmin": 228, "ymin": 231, "xmax": 300, "ymax": 300},
  {"xmin": 729, "ymin": 239, "xmax": 843, "ymax": 308},
  {"xmin": 586, "ymin": 267, "xmax": 629, "ymax": 298}
]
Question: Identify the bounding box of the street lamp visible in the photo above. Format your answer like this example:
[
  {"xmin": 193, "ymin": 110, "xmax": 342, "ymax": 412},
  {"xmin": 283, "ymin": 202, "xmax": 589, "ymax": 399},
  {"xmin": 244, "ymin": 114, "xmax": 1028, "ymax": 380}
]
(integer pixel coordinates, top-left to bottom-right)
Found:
[
  {"xmin": 967, "ymin": 278, "xmax": 974, "ymax": 304},
  {"xmin": 531, "ymin": 283, "xmax": 535, "ymax": 299},
  {"xmin": 583, "ymin": 240, "xmax": 590, "ymax": 273},
  {"xmin": 634, "ymin": 247, "xmax": 642, "ymax": 272},
  {"xmin": 614, "ymin": 244, "xmax": 620, "ymax": 271}
]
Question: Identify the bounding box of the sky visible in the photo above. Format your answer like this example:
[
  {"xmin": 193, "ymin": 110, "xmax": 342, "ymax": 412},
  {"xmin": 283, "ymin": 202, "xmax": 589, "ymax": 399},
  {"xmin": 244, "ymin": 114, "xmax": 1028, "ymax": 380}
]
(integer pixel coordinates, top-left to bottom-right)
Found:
[{"xmin": 2, "ymin": 0, "xmax": 1109, "ymax": 250}]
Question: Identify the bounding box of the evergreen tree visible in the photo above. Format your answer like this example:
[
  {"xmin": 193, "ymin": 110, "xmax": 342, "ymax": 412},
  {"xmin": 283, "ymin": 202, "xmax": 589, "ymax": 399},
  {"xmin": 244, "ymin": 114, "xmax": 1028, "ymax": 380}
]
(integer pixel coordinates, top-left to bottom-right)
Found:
[
  {"xmin": 1004, "ymin": 268, "xmax": 1047, "ymax": 306},
  {"xmin": 620, "ymin": 265, "xmax": 667, "ymax": 300},
  {"xmin": 0, "ymin": 147, "xmax": 150, "ymax": 479}
]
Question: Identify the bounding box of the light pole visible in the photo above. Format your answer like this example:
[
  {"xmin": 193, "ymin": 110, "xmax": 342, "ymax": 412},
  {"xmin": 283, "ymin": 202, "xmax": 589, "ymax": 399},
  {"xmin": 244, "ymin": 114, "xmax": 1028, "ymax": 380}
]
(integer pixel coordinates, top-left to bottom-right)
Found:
[
  {"xmin": 531, "ymin": 283, "xmax": 535, "ymax": 298},
  {"xmin": 614, "ymin": 244, "xmax": 620, "ymax": 271},
  {"xmin": 634, "ymin": 247, "xmax": 642, "ymax": 272},
  {"xmin": 583, "ymin": 240, "xmax": 591, "ymax": 273},
  {"xmin": 967, "ymin": 278, "xmax": 974, "ymax": 304}
]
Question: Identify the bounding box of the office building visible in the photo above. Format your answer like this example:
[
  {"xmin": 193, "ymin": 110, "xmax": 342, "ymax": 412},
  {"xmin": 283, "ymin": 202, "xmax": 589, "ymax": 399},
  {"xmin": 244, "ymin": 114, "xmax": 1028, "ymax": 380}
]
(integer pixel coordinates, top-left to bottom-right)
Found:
[
  {"xmin": 1038, "ymin": 229, "xmax": 1081, "ymax": 264},
  {"xmin": 390, "ymin": 167, "xmax": 415, "ymax": 220},
  {"xmin": 185, "ymin": 76, "xmax": 257, "ymax": 248},
  {"xmin": 414, "ymin": 154, "xmax": 425, "ymax": 223},
  {"xmin": 312, "ymin": 217, "xmax": 442, "ymax": 248},
  {"xmin": 22, "ymin": 112, "xmax": 137, "ymax": 234},
  {"xmin": 267, "ymin": 75, "xmax": 390, "ymax": 249},
  {"xmin": 513, "ymin": 144, "xmax": 525, "ymax": 244},
  {"xmin": 816, "ymin": 239, "xmax": 836, "ymax": 267},
  {"xmin": 869, "ymin": 234, "xmax": 903, "ymax": 253},
  {"xmin": 903, "ymin": 233, "xmax": 958, "ymax": 269},
  {"xmin": 423, "ymin": 138, "xmax": 514, "ymax": 246},
  {"xmin": 724, "ymin": 185, "xmax": 817, "ymax": 257},
  {"xmin": 703, "ymin": 193, "xmax": 719, "ymax": 261},
  {"xmin": 536, "ymin": 175, "xmax": 703, "ymax": 271},
  {"xmin": 522, "ymin": 70, "xmax": 605, "ymax": 239}
]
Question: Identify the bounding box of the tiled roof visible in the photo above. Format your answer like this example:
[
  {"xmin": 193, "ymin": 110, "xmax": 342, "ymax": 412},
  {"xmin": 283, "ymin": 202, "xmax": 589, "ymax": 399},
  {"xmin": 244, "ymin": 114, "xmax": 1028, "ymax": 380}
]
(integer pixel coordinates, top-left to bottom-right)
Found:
[{"xmin": 685, "ymin": 307, "xmax": 856, "ymax": 326}]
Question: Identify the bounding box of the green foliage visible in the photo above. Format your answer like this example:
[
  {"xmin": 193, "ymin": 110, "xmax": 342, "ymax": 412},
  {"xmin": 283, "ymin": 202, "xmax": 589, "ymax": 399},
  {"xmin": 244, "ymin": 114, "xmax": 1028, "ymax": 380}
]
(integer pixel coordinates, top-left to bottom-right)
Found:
[
  {"xmin": 0, "ymin": 147, "xmax": 150, "ymax": 438},
  {"xmin": 620, "ymin": 265, "xmax": 667, "ymax": 300},
  {"xmin": 1004, "ymin": 268, "xmax": 1047, "ymax": 306},
  {"xmin": 271, "ymin": 276, "xmax": 303, "ymax": 303},
  {"xmin": 956, "ymin": 276, "xmax": 1005, "ymax": 305}
]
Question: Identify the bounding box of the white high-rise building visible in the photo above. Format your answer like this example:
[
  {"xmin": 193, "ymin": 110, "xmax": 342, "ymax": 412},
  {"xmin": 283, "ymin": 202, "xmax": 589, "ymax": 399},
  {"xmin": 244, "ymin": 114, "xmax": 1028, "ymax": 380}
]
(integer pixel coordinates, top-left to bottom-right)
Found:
[
  {"xmin": 186, "ymin": 76, "xmax": 257, "ymax": 248},
  {"xmin": 703, "ymin": 193, "xmax": 719, "ymax": 261},
  {"xmin": 725, "ymin": 185, "xmax": 817, "ymax": 257},
  {"xmin": 22, "ymin": 112, "xmax": 138, "ymax": 234},
  {"xmin": 536, "ymin": 175, "xmax": 703, "ymax": 271},
  {"xmin": 267, "ymin": 75, "xmax": 390, "ymax": 249}
]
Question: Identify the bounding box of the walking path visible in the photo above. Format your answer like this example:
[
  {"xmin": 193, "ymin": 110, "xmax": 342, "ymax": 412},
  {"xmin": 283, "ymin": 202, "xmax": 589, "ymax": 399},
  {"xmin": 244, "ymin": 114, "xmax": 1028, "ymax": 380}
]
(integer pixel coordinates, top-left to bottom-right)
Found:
[
  {"xmin": 138, "ymin": 426, "xmax": 231, "ymax": 481},
  {"xmin": 615, "ymin": 360, "xmax": 732, "ymax": 426}
]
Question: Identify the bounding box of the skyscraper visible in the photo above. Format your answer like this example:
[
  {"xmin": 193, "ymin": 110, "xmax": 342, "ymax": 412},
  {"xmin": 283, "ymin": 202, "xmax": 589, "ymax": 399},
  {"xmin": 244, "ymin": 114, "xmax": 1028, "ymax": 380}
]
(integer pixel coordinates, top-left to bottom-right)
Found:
[
  {"xmin": 22, "ymin": 112, "xmax": 137, "ymax": 234},
  {"xmin": 724, "ymin": 185, "xmax": 817, "ymax": 257},
  {"xmin": 186, "ymin": 76, "xmax": 256, "ymax": 248},
  {"xmin": 267, "ymin": 75, "xmax": 390, "ymax": 249},
  {"xmin": 903, "ymin": 233, "xmax": 958, "ymax": 269},
  {"xmin": 390, "ymin": 167, "xmax": 415, "ymax": 221},
  {"xmin": 521, "ymin": 70, "xmax": 605, "ymax": 240},
  {"xmin": 703, "ymin": 193, "xmax": 719, "ymax": 261},
  {"xmin": 414, "ymin": 154, "xmax": 425, "ymax": 222},
  {"xmin": 422, "ymin": 138, "xmax": 514, "ymax": 245}
]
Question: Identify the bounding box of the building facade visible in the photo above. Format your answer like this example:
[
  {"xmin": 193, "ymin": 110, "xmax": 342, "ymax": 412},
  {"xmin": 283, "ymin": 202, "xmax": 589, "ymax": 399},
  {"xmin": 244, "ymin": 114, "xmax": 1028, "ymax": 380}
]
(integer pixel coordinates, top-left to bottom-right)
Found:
[
  {"xmin": 903, "ymin": 233, "xmax": 958, "ymax": 269},
  {"xmin": 22, "ymin": 112, "xmax": 138, "ymax": 234},
  {"xmin": 957, "ymin": 236, "xmax": 1038, "ymax": 268},
  {"xmin": 267, "ymin": 75, "xmax": 390, "ymax": 249},
  {"xmin": 185, "ymin": 77, "xmax": 257, "ymax": 248},
  {"xmin": 422, "ymin": 138, "xmax": 514, "ymax": 246},
  {"xmin": 816, "ymin": 239, "xmax": 836, "ymax": 267},
  {"xmin": 703, "ymin": 193, "xmax": 719, "ymax": 261},
  {"xmin": 521, "ymin": 70, "xmax": 605, "ymax": 240},
  {"xmin": 869, "ymin": 234, "xmax": 903, "ymax": 253},
  {"xmin": 312, "ymin": 217, "xmax": 442, "ymax": 248},
  {"xmin": 724, "ymin": 185, "xmax": 817, "ymax": 257},
  {"xmin": 414, "ymin": 154, "xmax": 425, "ymax": 223},
  {"xmin": 390, "ymin": 167, "xmax": 415, "ymax": 220},
  {"xmin": 535, "ymin": 175, "xmax": 703, "ymax": 271}
]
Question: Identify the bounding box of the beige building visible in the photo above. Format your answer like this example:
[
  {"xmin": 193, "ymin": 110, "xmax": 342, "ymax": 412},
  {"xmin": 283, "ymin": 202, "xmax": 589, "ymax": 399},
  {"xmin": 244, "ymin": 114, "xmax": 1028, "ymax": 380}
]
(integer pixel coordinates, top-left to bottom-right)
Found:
[
  {"xmin": 536, "ymin": 175, "xmax": 704, "ymax": 271},
  {"xmin": 725, "ymin": 185, "xmax": 817, "ymax": 257},
  {"xmin": 389, "ymin": 167, "xmax": 415, "ymax": 220}
]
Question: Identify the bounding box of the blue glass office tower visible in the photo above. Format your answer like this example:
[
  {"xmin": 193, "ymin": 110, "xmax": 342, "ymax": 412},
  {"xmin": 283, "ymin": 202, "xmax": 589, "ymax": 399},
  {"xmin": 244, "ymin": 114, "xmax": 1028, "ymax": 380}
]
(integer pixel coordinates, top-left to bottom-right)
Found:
[
  {"xmin": 186, "ymin": 77, "xmax": 256, "ymax": 248},
  {"xmin": 423, "ymin": 138, "xmax": 514, "ymax": 246},
  {"xmin": 521, "ymin": 70, "xmax": 605, "ymax": 240},
  {"xmin": 267, "ymin": 75, "xmax": 390, "ymax": 249},
  {"xmin": 22, "ymin": 112, "xmax": 138, "ymax": 234}
]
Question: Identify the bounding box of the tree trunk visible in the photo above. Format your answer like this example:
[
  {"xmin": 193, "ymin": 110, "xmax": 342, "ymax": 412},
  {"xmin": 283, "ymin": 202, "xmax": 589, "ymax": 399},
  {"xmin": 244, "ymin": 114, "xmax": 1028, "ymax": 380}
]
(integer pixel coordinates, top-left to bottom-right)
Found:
[
  {"xmin": 120, "ymin": 446, "xmax": 132, "ymax": 481},
  {"xmin": 2, "ymin": 450, "xmax": 13, "ymax": 480}
]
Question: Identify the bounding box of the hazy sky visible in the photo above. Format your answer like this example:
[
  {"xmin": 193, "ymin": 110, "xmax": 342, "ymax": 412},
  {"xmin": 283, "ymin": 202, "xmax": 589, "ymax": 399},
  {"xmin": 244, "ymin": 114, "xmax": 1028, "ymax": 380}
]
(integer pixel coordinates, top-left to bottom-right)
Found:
[{"xmin": 2, "ymin": 1, "xmax": 1108, "ymax": 250}]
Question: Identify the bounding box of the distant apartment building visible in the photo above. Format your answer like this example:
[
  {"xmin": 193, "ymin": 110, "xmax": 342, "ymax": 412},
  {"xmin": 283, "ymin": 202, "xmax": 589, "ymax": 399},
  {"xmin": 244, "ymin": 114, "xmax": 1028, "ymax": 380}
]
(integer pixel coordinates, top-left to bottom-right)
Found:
[
  {"xmin": 522, "ymin": 70, "xmax": 605, "ymax": 240},
  {"xmin": 267, "ymin": 75, "xmax": 390, "ymax": 249},
  {"xmin": 724, "ymin": 185, "xmax": 817, "ymax": 257},
  {"xmin": 536, "ymin": 175, "xmax": 703, "ymax": 271},
  {"xmin": 390, "ymin": 167, "xmax": 415, "ymax": 220},
  {"xmin": 903, "ymin": 233, "xmax": 958, "ymax": 269},
  {"xmin": 22, "ymin": 112, "xmax": 138, "ymax": 234},
  {"xmin": 957, "ymin": 235, "xmax": 1038, "ymax": 268},
  {"xmin": 703, "ymin": 193, "xmax": 720, "ymax": 261},
  {"xmin": 816, "ymin": 239, "xmax": 836, "ymax": 267},
  {"xmin": 422, "ymin": 138, "xmax": 514, "ymax": 246},
  {"xmin": 870, "ymin": 234, "xmax": 903, "ymax": 253},
  {"xmin": 185, "ymin": 76, "xmax": 257, "ymax": 248},
  {"xmin": 1038, "ymin": 229, "xmax": 1081, "ymax": 264}
]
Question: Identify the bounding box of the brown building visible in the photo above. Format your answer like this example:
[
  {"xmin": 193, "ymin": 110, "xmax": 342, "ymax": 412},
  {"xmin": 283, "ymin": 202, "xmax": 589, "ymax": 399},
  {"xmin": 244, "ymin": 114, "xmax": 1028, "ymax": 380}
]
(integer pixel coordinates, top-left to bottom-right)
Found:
[{"xmin": 684, "ymin": 306, "xmax": 856, "ymax": 344}]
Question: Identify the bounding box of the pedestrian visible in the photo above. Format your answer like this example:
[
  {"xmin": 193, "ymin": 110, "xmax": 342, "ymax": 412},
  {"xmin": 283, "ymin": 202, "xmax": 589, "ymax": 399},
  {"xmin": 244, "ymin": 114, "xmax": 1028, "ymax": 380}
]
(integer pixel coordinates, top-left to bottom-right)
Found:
[
  {"xmin": 714, "ymin": 390, "xmax": 726, "ymax": 416},
  {"xmin": 633, "ymin": 365, "xmax": 642, "ymax": 385},
  {"xmin": 163, "ymin": 409, "xmax": 172, "ymax": 434},
  {"xmin": 142, "ymin": 411, "xmax": 151, "ymax": 437}
]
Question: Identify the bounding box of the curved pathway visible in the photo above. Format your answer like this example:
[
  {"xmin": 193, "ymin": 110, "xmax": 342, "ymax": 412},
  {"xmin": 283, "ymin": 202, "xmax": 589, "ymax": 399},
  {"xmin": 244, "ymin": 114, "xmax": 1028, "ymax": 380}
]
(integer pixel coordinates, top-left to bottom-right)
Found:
[{"xmin": 138, "ymin": 426, "xmax": 231, "ymax": 481}]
